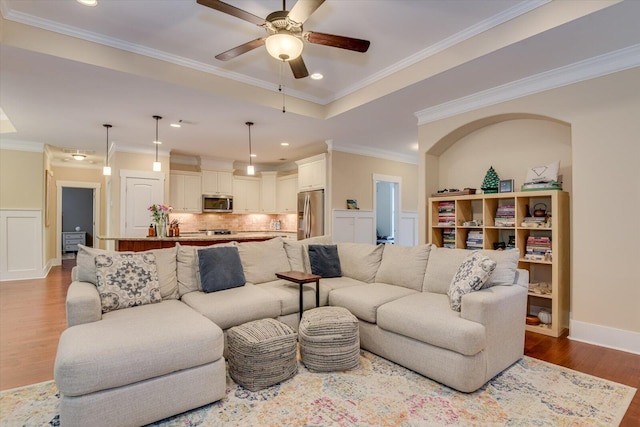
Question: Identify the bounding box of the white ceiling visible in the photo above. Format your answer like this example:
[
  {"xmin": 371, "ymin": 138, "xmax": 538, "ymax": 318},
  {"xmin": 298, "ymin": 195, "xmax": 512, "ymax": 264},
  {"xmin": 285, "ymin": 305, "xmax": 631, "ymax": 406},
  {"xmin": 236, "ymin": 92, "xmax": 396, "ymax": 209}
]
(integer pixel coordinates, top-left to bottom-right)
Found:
[{"xmin": 1, "ymin": 0, "xmax": 639, "ymax": 168}]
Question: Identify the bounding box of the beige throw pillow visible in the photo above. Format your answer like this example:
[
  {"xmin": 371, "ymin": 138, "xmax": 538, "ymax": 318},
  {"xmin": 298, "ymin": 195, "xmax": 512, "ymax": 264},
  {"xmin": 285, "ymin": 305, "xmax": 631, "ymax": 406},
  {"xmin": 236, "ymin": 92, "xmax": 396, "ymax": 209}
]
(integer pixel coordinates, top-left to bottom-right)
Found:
[
  {"xmin": 375, "ymin": 244, "xmax": 432, "ymax": 291},
  {"xmin": 238, "ymin": 237, "xmax": 291, "ymax": 284}
]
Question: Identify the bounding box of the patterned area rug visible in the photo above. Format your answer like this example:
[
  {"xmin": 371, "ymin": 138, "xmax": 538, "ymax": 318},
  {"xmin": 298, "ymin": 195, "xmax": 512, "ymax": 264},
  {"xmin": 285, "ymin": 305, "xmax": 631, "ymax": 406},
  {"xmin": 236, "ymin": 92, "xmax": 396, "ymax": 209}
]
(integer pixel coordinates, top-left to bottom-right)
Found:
[{"xmin": 0, "ymin": 351, "xmax": 635, "ymax": 426}]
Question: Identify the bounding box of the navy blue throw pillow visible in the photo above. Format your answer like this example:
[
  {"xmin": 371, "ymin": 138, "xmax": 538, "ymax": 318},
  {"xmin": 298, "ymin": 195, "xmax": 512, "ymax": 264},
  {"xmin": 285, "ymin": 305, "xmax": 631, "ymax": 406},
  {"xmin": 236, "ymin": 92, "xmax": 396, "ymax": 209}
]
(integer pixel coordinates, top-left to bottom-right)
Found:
[
  {"xmin": 308, "ymin": 244, "xmax": 342, "ymax": 278},
  {"xmin": 197, "ymin": 246, "xmax": 246, "ymax": 293}
]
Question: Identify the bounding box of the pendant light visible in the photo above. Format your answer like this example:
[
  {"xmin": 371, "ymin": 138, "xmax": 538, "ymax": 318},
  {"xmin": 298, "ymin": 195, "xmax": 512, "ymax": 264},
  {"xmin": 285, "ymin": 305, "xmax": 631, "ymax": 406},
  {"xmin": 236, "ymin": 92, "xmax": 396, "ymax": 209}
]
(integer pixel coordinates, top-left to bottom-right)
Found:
[
  {"xmin": 102, "ymin": 123, "xmax": 112, "ymax": 176},
  {"xmin": 152, "ymin": 115, "xmax": 162, "ymax": 172},
  {"xmin": 246, "ymin": 121, "xmax": 255, "ymax": 175}
]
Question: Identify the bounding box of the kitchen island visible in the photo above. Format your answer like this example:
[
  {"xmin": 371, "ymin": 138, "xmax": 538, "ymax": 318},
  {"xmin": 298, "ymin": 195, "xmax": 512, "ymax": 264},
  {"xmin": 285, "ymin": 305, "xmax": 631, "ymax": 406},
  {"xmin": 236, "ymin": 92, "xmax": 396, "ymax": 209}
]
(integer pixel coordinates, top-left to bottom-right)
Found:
[{"xmin": 98, "ymin": 232, "xmax": 295, "ymax": 252}]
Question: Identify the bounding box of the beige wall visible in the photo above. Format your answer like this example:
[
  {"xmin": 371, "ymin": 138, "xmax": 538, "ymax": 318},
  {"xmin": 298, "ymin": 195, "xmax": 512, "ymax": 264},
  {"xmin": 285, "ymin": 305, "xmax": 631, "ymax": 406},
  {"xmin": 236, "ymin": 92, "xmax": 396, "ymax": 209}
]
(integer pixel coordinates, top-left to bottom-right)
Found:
[
  {"xmin": 418, "ymin": 67, "xmax": 640, "ymax": 337},
  {"xmin": 438, "ymin": 119, "xmax": 572, "ymax": 194},
  {"xmin": 331, "ymin": 151, "xmax": 418, "ymax": 212},
  {"xmin": 0, "ymin": 149, "xmax": 43, "ymax": 209}
]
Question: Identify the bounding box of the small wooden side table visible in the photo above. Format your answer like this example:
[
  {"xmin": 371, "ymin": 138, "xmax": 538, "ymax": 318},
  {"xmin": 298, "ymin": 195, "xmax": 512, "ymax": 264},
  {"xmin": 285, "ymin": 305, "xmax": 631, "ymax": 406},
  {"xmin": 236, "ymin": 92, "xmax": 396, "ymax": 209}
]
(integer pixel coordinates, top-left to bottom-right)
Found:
[{"xmin": 276, "ymin": 271, "xmax": 322, "ymax": 320}]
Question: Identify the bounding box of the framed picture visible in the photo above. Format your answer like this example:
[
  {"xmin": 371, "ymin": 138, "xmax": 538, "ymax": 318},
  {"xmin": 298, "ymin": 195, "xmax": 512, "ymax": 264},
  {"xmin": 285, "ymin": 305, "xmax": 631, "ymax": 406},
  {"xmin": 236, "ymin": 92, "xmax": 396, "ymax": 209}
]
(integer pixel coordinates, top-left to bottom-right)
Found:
[
  {"xmin": 346, "ymin": 199, "xmax": 359, "ymax": 210},
  {"xmin": 499, "ymin": 179, "xmax": 514, "ymax": 193}
]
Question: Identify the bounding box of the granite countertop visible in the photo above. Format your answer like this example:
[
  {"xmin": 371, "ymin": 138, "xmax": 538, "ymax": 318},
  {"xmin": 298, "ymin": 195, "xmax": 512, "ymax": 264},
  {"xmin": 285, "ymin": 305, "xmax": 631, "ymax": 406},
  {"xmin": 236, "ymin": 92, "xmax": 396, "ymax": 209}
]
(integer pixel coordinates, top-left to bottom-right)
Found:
[{"xmin": 97, "ymin": 232, "xmax": 295, "ymax": 242}]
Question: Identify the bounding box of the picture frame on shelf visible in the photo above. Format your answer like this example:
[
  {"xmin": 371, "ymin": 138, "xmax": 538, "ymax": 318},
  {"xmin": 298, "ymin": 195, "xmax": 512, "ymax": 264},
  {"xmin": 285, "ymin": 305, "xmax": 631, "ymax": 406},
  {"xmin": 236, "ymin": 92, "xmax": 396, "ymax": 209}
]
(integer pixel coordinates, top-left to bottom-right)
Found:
[
  {"xmin": 499, "ymin": 179, "xmax": 514, "ymax": 193},
  {"xmin": 346, "ymin": 199, "xmax": 359, "ymax": 210}
]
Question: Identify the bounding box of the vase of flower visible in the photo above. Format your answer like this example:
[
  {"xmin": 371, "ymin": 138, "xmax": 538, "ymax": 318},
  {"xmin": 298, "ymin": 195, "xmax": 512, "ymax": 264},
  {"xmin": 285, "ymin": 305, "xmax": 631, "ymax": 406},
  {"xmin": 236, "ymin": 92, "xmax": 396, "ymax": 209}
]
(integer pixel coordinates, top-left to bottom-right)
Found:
[{"xmin": 148, "ymin": 204, "xmax": 172, "ymax": 238}]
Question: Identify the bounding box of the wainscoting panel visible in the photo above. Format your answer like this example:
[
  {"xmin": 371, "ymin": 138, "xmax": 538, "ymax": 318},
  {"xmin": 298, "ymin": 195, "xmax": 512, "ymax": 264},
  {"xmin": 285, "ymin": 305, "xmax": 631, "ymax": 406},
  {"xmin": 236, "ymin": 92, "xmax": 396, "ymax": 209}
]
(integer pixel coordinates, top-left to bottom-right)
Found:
[{"xmin": 0, "ymin": 209, "xmax": 43, "ymax": 281}]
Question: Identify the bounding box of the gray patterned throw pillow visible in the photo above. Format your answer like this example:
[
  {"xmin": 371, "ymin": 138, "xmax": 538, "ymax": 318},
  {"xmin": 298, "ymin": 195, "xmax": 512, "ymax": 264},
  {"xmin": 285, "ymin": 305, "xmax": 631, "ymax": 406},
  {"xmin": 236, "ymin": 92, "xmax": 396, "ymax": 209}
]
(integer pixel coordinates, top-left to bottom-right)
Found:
[
  {"xmin": 95, "ymin": 252, "xmax": 162, "ymax": 313},
  {"xmin": 447, "ymin": 252, "xmax": 497, "ymax": 312}
]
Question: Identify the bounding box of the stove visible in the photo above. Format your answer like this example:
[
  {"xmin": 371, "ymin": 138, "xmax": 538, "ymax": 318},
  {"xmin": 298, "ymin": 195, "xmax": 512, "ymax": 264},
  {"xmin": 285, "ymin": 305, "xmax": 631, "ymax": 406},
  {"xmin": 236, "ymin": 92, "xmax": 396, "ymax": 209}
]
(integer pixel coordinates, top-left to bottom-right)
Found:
[{"xmin": 201, "ymin": 229, "xmax": 232, "ymax": 235}]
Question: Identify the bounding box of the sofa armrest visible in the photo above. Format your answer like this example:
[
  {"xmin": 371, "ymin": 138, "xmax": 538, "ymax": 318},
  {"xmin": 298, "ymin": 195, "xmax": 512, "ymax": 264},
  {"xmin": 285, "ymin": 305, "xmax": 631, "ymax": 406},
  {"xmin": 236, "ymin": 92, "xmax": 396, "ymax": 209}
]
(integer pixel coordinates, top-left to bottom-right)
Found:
[
  {"xmin": 461, "ymin": 285, "xmax": 528, "ymax": 379},
  {"xmin": 66, "ymin": 281, "xmax": 102, "ymax": 327}
]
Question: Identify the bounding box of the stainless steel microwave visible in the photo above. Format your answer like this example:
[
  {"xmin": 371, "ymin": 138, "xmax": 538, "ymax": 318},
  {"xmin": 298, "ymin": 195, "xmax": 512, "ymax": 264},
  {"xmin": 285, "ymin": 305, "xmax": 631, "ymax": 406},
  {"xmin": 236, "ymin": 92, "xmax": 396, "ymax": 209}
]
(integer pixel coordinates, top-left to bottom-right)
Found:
[{"xmin": 202, "ymin": 195, "xmax": 233, "ymax": 212}]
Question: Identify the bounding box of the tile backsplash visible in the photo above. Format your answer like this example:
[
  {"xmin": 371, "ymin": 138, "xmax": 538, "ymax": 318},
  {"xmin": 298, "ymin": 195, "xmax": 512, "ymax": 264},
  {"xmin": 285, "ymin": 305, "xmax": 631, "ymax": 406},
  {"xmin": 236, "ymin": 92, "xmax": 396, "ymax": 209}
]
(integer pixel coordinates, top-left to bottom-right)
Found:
[{"xmin": 169, "ymin": 213, "xmax": 297, "ymax": 232}]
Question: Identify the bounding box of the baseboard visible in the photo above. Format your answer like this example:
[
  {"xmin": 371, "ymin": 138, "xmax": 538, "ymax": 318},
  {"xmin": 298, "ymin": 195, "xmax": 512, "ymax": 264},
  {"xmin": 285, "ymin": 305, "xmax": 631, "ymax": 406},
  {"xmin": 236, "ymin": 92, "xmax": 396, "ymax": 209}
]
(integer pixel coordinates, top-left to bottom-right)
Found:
[
  {"xmin": 0, "ymin": 259, "xmax": 55, "ymax": 282},
  {"xmin": 569, "ymin": 319, "xmax": 640, "ymax": 355}
]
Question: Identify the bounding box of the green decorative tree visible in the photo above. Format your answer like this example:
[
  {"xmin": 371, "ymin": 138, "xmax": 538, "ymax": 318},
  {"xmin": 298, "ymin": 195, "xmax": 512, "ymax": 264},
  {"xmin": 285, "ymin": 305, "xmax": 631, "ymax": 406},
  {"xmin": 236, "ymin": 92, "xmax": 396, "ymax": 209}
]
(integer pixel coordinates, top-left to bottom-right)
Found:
[{"xmin": 481, "ymin": 166, "xmax": 500, "ymax": 193}]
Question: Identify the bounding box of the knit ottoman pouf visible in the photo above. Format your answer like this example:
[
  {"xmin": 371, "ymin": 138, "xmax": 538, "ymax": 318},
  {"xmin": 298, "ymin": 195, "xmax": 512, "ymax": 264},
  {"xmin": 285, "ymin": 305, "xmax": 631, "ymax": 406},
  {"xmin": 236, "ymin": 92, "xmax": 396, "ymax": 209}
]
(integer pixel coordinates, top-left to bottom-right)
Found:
[
  {"xmin": 299, "ymin": 306, "xmax": 360, "ymax": 372},
  {"xmin": 227, "ymin": 318, "xmax": 298, "ymax": 391}
]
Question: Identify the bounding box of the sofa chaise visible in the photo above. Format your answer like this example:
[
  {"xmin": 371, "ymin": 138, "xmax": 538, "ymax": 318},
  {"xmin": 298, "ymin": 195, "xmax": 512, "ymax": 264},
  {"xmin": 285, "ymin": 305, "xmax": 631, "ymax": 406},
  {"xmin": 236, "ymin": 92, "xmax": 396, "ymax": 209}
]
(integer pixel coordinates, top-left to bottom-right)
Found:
[{"xmin": 55, "ymin": 236, "xmax": 528, "ymax": 426}]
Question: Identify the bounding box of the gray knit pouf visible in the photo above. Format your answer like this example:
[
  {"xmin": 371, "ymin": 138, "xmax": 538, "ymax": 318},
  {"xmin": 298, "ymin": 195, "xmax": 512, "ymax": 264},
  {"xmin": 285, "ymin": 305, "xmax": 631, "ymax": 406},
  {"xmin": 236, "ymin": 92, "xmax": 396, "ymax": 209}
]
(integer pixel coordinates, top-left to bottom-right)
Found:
[
  {"xmin": 299, "ymin": 306, "xmax": 360, "ymax": 372},
  {"xmin": 227, "ymin": 318, "xmax": 298, "ymax": 391}
]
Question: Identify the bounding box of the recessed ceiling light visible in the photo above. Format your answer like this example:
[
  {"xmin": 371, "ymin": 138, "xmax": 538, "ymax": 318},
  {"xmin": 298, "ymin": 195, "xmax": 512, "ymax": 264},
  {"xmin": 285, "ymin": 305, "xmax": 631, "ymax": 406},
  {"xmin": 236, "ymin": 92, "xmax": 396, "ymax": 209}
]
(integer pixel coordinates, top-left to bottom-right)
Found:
[
  {"xmin": 76, "ymin": 0, "xmax": 98, "ymax": 6},
  {"xmin": 153, "ymin": 140, "xmax": 162, "ymax": 145},
  {"xmin": 250, "ymin": 154, "xmax": 257, "ymax": 157},
  {"xmin": 280, "ymin": 142, "xmax": 289, "ymax": 146},
  {"xmin": 310, "ymin": 73, "xmax": 323, "ymax": 80}
]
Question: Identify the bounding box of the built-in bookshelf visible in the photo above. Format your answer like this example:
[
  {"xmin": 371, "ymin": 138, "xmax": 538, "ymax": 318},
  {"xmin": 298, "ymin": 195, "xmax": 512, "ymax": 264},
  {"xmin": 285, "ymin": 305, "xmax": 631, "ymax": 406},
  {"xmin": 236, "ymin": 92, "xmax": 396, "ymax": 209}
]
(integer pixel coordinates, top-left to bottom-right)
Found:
[{"xmin": 428, "ymin": 190, "xmax": 570, "ymax": 337}]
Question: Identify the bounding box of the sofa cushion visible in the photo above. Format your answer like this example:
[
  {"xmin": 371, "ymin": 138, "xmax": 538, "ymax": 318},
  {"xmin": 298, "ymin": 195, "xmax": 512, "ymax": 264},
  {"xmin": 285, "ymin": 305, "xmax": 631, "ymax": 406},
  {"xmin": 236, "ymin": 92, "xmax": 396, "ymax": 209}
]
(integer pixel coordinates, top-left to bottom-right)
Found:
[
  {"xmin": 197, "ymin": 246, "xmax": 246, "ymax": 293},
  {"xmin": 176, "ymin": 242, "xmax": 236, "ymax": 296},
  {"xmin": 54, "ymin": 300, "xmax": 223, "ymax": 396},
  {"xmin": 180, "ymin": 284, "xmax": 281, "ymax": 330},
  {"xmin": 479, "ymin": 249, "xmax": 520, "ymax": 287},
  {"xmin": 77, "ymin": 244, "xmax": 179, "ymax": 300},
  {"xmin": 447, "ymin": 252, "xmax": 496, "ymax": 311},
  {"xmin": 328, "ymin": 283, "xmax": 417, "ymax": 323},
  {"xmin": 336, "ymin": 243, "xmax": 383, "ymax": 283},
  {"xmin": 319, "ymin": 276, "xmax": 366, "ymax": 292},
  {"xmin": 375, "ymin": 244, "xmax": 431, "ymax": 291},
  {"xmin": 284, "ymin": 235, "xmax": 333, "ymax": 273},
  {"xmin": 258, "ymin": 279, "xmax": 330, "ymax": 315},
  {"xmin": 377, "ymin": 293, "xmax": 486, "ymax": 356},
  {"xmin": 422, "ymin": 247, "xmax": 471, "ymax": 294},
  {"xmin": 238, "ymin": 237, "xmax": 291, "ymax": 284},
  {"xmin": 94, "ymin": 252, "xmax": 162, "ymax": 313},
  {"xmin": 308, "ymin": 244, "xmax": 342, "ymax": 278}
]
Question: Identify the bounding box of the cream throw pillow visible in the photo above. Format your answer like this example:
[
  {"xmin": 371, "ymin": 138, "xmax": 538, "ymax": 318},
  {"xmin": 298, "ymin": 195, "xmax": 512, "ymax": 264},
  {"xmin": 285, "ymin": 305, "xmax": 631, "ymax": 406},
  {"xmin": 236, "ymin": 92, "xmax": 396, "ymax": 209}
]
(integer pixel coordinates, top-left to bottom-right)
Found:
[
  {"xmin": 447, "ymin": 252, "xmax": 496, "ymax": 312},
  {"xmin": 238, "ymin": 237, "xmax": 291, "ymax": 284},
  {"xmin": 95, "ymin": 252, "xmax": 162, "ymax": 313}
]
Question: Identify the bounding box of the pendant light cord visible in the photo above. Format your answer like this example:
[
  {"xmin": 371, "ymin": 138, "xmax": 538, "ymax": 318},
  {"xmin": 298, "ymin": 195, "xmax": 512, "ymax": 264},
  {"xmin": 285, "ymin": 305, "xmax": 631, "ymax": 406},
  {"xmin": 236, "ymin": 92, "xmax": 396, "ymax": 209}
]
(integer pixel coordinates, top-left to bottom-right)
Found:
[{"xmin": 246, "ymin": 121, "xmax": 253, "ymax": 166}]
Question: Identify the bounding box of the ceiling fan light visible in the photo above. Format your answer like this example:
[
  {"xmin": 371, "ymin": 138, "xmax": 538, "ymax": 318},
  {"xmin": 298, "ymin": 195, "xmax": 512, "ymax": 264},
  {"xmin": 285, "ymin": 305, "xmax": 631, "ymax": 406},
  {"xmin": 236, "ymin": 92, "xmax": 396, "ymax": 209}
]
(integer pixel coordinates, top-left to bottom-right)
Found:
[
  {"xmin": 72, "ymin": 153, "xmax": 86, "ymax": 161},
  {"xmin": 265, "ymin": 33, "xmax": 303, "ymax": 61}
]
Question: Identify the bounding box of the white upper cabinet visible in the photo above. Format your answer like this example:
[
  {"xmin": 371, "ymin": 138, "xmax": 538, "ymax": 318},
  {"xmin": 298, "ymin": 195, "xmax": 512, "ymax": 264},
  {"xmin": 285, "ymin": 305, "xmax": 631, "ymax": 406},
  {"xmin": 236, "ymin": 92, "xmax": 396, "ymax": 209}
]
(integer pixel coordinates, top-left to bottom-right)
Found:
[
  {"xmin": 170, "ymin": 172, "xmax": 202, "ymax": 213},
  {"xmin": 202, "ymin": 170, "xmax": 233, "ymax": 195},
  {"xmin": 296, "ymin": 154, "xmax": 326, "ymax": 191},
  {"xmin": 233, "ymin": 177, "xmax": 261, "ymax": 213},
  {"xmin": 277, "ymin": 174, "xmax": 298, "ymax": 213},
  {"xmin": 260, "ymin": 172, "xmax": 277, "ymax": 213}
]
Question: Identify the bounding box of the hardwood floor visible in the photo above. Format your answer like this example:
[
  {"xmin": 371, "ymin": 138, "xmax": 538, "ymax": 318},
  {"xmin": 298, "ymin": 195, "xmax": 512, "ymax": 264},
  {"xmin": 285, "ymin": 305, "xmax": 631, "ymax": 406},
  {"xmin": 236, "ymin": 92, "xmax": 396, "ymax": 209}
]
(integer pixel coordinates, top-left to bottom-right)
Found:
[{"xmin": 1, "ymin": 261, "xmax": 638, "ymax": 425}]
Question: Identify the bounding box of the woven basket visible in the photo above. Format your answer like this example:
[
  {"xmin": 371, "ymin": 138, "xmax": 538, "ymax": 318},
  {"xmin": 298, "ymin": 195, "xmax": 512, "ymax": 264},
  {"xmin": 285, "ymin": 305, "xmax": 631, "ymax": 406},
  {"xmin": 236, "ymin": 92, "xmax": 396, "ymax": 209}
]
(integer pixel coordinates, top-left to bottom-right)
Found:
[
  {"xmin": 299, "ymin": 306, "xmax": 360, "ymax": 372},
  {"xmin": 227, "ymin": 318, "xmax": 298, "ymax": 391}
]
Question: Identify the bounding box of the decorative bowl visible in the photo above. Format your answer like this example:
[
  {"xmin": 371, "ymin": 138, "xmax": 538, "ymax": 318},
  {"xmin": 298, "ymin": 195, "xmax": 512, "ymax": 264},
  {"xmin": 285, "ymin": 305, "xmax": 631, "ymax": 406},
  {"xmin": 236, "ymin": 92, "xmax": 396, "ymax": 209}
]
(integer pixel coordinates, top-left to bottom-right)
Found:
[{"xmin": 537, "ymin": 309, "xmax": 552, "ymax": 325}]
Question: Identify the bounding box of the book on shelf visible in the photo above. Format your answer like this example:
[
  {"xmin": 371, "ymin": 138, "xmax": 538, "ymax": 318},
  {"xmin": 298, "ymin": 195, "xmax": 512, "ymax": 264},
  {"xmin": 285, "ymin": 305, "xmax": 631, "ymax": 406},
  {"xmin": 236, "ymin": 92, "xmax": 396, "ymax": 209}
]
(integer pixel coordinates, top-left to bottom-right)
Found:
[
  {"xmin": 495, "ymin": 204, "xmax": 515, "ymax": 227},
  {"xmin": 466, "ymin": 230, "xmax": 483, "ymax": 249}
]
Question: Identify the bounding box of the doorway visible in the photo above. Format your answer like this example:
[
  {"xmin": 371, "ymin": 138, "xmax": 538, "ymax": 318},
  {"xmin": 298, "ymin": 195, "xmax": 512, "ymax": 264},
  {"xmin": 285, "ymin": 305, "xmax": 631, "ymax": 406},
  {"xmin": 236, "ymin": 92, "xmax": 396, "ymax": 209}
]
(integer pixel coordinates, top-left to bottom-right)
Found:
[
  {"xmin": 373, "ymin": 174, "xmax": 401, "ymax": 245},
  {"xmin": 56, "ymin": 181, "xmax": 101, "ymax": 263}
]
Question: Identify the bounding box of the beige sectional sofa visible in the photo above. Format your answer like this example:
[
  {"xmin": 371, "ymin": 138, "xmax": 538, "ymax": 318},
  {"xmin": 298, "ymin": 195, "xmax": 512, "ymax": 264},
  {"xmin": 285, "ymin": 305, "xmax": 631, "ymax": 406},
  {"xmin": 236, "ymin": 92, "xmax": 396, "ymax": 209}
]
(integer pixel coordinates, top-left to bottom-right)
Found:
[{"xmin": 56, "ymin": 236, "xmax": 527, "ymax": 426}]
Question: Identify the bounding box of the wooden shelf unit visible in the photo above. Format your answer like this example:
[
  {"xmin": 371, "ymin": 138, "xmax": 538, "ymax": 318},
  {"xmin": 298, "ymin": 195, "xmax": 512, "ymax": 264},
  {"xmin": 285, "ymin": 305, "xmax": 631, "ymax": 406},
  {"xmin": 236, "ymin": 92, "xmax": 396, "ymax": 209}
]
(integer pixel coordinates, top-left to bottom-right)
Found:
[{"xmin": 428, "ymin": 190, "xmax": 570, "ymax": 337}]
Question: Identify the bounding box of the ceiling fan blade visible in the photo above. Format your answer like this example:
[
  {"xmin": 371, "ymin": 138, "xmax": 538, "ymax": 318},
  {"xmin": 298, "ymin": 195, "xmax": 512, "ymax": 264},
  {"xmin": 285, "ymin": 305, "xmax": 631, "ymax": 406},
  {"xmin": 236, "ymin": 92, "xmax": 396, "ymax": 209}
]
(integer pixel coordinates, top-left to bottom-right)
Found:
[
  {"xmin": 197, "ymin": 0, "xmax": 265, "ymax": 26},
  {"xmin": 289, "ymin": 56, "xmax": 309, "ymax": 79},
  {"xmin": 287, "ymin": 0, "xmax": 325, "ymax": 25},
  {"xmin": 215, "ymin": 38, "xmax": 266, "ymax": 61},
  {"xmin": 305, "ymin": 31, "xmax": 370, "ymax": 52}
]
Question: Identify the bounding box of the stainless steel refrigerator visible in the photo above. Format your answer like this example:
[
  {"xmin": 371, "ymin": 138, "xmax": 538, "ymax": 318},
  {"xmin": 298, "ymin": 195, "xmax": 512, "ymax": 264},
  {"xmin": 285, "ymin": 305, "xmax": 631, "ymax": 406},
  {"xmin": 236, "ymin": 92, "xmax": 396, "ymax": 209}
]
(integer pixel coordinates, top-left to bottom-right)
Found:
[{"xmin": 297, "ymin": 189, "xmax": 324, "ymax": 240}]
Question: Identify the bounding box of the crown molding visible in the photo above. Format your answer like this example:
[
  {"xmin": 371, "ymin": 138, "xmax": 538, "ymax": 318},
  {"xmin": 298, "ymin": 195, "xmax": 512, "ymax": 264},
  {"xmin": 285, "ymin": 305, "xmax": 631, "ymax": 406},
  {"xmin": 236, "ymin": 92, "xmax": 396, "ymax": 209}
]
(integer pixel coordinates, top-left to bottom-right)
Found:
[
  {"xmin": 415, "ymin": 44, "xmax": 640, "ymax": 125},
  {"xmin": 330, "ymin": 0, "xmax": 550, "ymax": 103},
  {"xmin": 0, "ymin": 4, "xmax": 324, "ymax": 105},
  {"xmin": 0, "ymin": 139, "xmax": 44, "ymax": 152},
  {"xmin": 331, "ymin": 143, "xmax": 417, "ymax": 165}
]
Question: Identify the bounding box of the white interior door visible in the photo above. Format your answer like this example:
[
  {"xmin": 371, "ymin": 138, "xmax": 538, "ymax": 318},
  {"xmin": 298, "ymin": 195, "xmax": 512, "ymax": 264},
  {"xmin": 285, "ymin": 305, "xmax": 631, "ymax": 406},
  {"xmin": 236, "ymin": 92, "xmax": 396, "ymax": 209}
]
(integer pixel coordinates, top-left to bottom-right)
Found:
[{"xmin": 124, "ymin": 175, "xmax": 164, "ymax": 237}]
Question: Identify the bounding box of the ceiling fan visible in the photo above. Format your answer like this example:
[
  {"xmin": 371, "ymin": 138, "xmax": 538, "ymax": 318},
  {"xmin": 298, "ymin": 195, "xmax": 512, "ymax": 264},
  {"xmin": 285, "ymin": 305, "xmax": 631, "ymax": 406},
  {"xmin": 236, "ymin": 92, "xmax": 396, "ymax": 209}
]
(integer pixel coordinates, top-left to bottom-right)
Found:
[{"xmin": 197, "ymin": 0, "xmax": 371, "ymax": 79}]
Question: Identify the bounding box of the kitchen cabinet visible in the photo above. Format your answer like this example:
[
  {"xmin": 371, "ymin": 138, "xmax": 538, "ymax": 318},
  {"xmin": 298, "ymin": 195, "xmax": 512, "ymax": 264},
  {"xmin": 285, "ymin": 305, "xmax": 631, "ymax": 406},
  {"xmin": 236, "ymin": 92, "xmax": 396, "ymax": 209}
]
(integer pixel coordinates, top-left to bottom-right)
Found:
[
  {"xmin": 277, "ymin": 174, "xmax": 297, "ymax": 213},
  {"xmin": 170, "ymin": 172, "xmax": 202, "ymax": 213},
  {"xmin": 260, "ymin": 172, "xmax": 277, "ymax": 213},
  {"xmin": 233, "ymin": 177, "xmax": 261, "ymax": 213},
  {"xmin": 296, "ymin": 154, "xmax": 325, "ymax": 191},
  {"xmin": 202, "ymin": 170, "xmax": 233, "ymax": 195}
]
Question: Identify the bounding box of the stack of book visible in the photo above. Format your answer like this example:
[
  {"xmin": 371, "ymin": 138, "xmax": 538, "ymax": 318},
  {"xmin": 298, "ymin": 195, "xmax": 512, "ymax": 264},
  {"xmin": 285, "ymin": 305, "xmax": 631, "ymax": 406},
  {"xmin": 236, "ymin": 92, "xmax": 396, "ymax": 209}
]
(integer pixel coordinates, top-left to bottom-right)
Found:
[
  {"xmin": 525, "ymin": 236, "xmax": 551, "ymax": 260},
  {"xmin": 466, "ymin": 230, "xmax": 483, "ymax": 250},
  {"xmin": 521, "ymin": 217, "xmax": 548, "ymax": 228},
  {"xmin": 494, "ymin": 204, "xmax": 515, "ymax": 227},
  {"xmin": 443, "ymin": 228, "xmax": 455, "ymax": 249},
  {"xmin": 522, "ymin": 181, "xmax": 562, "ymax": 191},
  {"xmin": 437, "ymin": 201, "xmax": 455, "ymax": 226}
]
